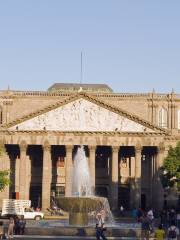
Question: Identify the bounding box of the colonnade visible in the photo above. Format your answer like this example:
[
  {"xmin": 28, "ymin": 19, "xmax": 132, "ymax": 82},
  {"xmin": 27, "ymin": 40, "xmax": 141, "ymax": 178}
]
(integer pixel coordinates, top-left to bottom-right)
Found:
[
  {"xmin": 0, "ymin": 143, "xmax": 167, "ymax": 211},
  {"xmin": 17, "ymin": 144, "xmax": 146, "ymax": 210}
]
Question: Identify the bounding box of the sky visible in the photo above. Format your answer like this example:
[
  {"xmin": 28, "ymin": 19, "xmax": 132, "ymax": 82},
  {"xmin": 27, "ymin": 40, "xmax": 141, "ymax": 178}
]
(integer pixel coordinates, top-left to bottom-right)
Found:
[{"xmin": 0, "ymin": 1, "xmax": 180, "ymax": 93}]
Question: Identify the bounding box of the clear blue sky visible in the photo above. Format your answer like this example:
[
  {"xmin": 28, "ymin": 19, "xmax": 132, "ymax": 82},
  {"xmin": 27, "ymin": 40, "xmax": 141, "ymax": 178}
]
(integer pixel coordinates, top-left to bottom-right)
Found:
[{"xmin": 0, "ymin": 1, "xmax": 180, "ymax": 93}]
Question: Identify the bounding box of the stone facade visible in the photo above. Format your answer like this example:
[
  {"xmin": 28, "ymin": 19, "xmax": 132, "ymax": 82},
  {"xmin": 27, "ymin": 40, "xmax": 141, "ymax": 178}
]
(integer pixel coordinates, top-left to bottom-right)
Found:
[{"xmin": 0, "ymin": 85, "xmax": 179, "ymax": 210}]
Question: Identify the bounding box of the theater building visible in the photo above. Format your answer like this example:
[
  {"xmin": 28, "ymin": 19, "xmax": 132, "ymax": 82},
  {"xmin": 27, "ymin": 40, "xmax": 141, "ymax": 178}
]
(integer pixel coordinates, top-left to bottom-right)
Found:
[{"xmin": 0, "ymin": 83, "xmax": 179, "ymax": 210}]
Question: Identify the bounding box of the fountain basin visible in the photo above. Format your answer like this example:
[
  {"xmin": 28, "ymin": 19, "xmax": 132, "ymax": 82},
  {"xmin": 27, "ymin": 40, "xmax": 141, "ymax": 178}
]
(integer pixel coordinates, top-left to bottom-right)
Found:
[
  {"xmin": 69, "ymin": 213, "xmax": 88, "ymax": 225},
  {"xmin": 22, "ymin": 221, "xmax": 142, "ymax": 238},
  {"xmin": 56, "ymin": 197, "xmax": 104, "ymax": 226}
]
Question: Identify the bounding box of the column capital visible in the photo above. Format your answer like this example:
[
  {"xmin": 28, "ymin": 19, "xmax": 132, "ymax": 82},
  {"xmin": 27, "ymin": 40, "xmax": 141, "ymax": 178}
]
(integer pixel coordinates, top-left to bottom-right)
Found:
[
  {"xmin": 148, "ymin": 103, "xmax": 153, "ymax": 108},
  {"xmin": 153, "ymin": 104, "xmax": 158, "ymax": 108},
  {"xmin": 157, "ymin": 143, "xmax": 165, "ymax": 153},
  {"xmin": 19, "ymin": 141, "xmax": 27, "ymax": 152},
  {"xmin": 111, "ymin": 146, "xmax": 120, "ymax": 152},
  {"xmin": 43, "ymin": 140, "xmax": 51, "ymax": 151},
  {"xmin": 88, "ymin": 145, "xmax": 96, "ymax": 152},
  {"xmin": 135, "ymin": 144, "xmax": 142, "ymax": 153},
  {"xmin": 148, "ymin": 103, "xmax": 158, "ymax": 108},
  {"xmin": 66, "ymin": 145, "xmax": 73, "ymax": 152}
]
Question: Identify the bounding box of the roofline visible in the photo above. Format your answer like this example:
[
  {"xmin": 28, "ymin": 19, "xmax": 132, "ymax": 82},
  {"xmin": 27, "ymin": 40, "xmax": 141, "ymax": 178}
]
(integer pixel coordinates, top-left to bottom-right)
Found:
[{"xmin": 0, "ymin": 90, "xmax": 179, "ymax": 101}]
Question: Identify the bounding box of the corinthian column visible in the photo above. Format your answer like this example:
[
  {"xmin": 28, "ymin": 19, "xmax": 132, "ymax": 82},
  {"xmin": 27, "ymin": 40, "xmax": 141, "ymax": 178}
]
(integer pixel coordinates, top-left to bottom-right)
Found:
[
  {"xmin": 42, "ymin": 142, "xmax": 52, "ymax": 211},
  {"xmin": 111, "ymin": 146, "xmax": 119, "ymax": 210},
  {"xmin": 89, "ymin": 146, "xmax": 96, "ymax": 193},
  {"xmin": 19, "ymin": 141, "xmax": 28, "ymax": 200},
  {"xmin": 65, "ymin": 145, "xmax": 73, "ymax": 197},
  {"xmin": 134, "ymin": 144, "xmax": 142, "ymax": 208}
]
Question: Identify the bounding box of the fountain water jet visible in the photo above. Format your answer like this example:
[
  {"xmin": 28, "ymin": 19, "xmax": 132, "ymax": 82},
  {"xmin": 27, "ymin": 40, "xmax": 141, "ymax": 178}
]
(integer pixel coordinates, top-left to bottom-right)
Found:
[
  {"xmin": 56, "ymin": 145, "xmax": 113, "ymax": 226},
  {"xmin": 72, "ymin": 146, "xmax": 92, "ymax": 196}
]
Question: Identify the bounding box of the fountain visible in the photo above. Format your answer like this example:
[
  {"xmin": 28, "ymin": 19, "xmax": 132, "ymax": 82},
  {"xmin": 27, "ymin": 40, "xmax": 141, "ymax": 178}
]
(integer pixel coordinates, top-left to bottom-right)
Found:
[
  {"xmin": 56, "ymin": 145, "xmax": 112, "ymax": 226},
  {"xmin": 25, "ymin": 146, "xmax": 141, "ymax": 238}
]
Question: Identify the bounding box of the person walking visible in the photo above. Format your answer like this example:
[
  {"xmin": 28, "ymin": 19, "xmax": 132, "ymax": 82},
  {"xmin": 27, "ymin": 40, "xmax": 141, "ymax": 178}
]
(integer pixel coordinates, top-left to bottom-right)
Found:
[
  {"xmin": 95, "ymin": 213, "xmax": 107, "ymax": 240},
  {"xmin": 167, "ymin": 221, "xmax": 179, "ymax": 240},
  {"xmin": 137, "ymin": 208, "xmax": 143, "ymax": 222},
  {"xmin": 154, "ymin": 224, "xmax": 165, "ymax": 240},
  {"xmin": 147, "ymin": 208, "xmax": 154, "ymax": 233},
  {"xmin": 7, "ymin": 217, "xmax": 15, "ymax": 239},
  {"xmin": 141, "ymin": 215, "xmax": 150, "ymax": 240},
  {"xmin": 169, "ymin": 208, "xmax": 176, "ymax": 226},
  {"xmin": 176, "ymin": 210, "xmax": 180, "ymax": 230},
  {"xmin": 160, "ymin": 209, "xmax": 168, "ymax": 229}
]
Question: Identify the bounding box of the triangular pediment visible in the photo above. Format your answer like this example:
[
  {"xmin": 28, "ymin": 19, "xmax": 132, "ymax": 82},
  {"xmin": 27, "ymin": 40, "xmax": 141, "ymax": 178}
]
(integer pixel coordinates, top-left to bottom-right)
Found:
[{"xmin": 6, "ymin": 94, "xmax": 165, "ymax": 133}]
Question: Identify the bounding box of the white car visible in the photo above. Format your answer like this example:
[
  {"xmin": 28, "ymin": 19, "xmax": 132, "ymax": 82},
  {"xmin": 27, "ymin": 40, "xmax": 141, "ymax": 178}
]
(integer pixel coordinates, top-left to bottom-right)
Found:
[{"xmin": 23, "ymin": 208, "xmax": 44, "ymax": 220}]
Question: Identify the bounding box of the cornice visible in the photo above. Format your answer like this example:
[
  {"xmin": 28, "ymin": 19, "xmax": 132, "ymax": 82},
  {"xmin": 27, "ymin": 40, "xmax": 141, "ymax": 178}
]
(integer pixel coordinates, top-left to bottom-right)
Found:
[
  {"xmin": 2, "ymin": 90, "xmax": 180, "ymax": 105},
  {"xmin": 0, "ymin": 90, "xmax": 178, "ymax": 99},
  {"xmin": 0, "ymin": 129, "xmax": 168, "ymax": 137}
]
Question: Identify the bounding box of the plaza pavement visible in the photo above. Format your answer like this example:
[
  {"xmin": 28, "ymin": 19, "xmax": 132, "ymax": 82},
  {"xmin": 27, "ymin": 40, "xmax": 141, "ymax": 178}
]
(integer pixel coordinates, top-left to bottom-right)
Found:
[{"xmin": 13, "ymin": 236, "xmax": 139, "ymax": 240}]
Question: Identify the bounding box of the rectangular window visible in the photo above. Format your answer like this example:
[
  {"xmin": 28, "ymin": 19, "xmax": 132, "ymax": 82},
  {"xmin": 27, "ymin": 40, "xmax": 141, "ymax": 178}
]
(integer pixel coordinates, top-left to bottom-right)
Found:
[
  {"xmin": 55, "ymin": 186, "xmax": 65, "ymax": 197},
  {"xmin": 159, "ymin": 108, "xmax": 168, "ymax": 128}
]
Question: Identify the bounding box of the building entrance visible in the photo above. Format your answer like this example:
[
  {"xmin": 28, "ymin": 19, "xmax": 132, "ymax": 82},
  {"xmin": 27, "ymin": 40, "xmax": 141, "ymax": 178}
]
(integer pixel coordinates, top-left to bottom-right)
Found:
[{"xmin": 30, "ymin": 186, "xmax": 42, "ymax": 208}]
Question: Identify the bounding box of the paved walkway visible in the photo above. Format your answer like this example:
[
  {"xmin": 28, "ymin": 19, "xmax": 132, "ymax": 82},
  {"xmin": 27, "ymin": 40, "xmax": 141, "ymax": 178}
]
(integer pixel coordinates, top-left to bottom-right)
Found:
[{"xmin": 13, "ymin": 236, "xmax": 139, "ymax": 240}]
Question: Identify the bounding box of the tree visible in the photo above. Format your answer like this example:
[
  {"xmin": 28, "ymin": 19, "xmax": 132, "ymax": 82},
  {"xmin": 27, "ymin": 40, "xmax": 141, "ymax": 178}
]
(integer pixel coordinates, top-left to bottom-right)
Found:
[
  {"xmin": 0, "ymin": 144, "xmax": 6, "ymax": 156},
  {"xmin": 0, "ymin": 144, "xmax": 10, "ymax": 191},
  {"xmin": 0, "ymin": 170, "xmax": 10, "ymax": 192},
  {"xmin": 160, "ymin": 142, "xmax": 180, "ymax": 192}
]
